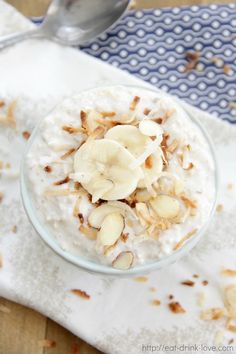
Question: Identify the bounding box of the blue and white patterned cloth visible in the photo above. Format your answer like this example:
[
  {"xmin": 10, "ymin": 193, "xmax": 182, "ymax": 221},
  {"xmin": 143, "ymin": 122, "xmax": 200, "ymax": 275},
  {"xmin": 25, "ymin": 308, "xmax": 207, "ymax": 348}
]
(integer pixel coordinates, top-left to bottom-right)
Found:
[
  {"xmin": 80, "ymin": 4, "xmax": 236, "ymax": 123},
  {"xmin": 33, "ymin": 4, "xmax": 236, "ymax": 122}
]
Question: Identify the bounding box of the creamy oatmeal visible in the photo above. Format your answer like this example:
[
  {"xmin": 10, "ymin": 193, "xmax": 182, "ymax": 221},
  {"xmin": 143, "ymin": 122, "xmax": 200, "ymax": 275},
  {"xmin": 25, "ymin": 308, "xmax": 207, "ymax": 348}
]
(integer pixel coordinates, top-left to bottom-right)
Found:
[{"xmin": 26, "ymin": 86, "xmax": 216, "ymax": 270}]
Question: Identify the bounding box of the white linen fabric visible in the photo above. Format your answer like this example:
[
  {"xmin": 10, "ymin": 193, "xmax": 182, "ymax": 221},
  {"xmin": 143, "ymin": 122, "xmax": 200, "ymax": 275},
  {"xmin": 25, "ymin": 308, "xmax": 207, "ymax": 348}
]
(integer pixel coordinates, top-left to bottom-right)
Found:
[{"xmin": 0, "ymin": 2, "xmax": 236, "ymax": 353}]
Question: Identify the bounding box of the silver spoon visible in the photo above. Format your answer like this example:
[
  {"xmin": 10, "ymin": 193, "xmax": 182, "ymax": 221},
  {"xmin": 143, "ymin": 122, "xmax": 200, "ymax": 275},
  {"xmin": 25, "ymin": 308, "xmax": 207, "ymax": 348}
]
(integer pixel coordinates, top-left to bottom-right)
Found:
[{"xmin": 0, "ymin": 0, "xmax": 129, "ymax": 50}]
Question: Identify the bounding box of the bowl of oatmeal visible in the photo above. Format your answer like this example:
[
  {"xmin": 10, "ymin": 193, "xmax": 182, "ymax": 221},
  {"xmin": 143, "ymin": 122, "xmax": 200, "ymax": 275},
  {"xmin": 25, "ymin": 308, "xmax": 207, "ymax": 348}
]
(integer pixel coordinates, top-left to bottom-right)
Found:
[{"xmin": 21, "ymin": 85, "xmax": 217, "ymax": 275}]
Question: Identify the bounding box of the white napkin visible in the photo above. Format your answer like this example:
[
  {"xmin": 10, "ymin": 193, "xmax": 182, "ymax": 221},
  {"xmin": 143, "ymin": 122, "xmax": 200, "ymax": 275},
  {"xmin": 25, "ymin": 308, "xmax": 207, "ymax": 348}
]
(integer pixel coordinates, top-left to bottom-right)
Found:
[{"xmin": 1, "ymin": 1, "xmax": 236, "ymax": 353}]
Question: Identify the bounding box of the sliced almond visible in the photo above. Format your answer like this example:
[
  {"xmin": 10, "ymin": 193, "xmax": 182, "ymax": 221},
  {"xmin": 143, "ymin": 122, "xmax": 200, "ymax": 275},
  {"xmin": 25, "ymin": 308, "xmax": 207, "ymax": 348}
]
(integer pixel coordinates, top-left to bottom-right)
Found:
[
  {"xmin": 150, "ymin": 195, "xmax": 180, "ymax": 219},
  {"xmin": 91, "ymin": 178, "xmax": 113, "ymax": 203},
  {"xmin": 98, "ymin": 212, "xmax": 124, "ymax": 246},
  {"xmin": 224, "ymin": 284, "xmax": 236, "ymax": 319},
  {"xmin": 79, "ymin": 225, "xmax": 97, "ymax": 240},
  {"xmin": 200, "ymin": 308, "xmax": 226, "ymax": 320},
  {"xmin": 88, "ymin": 204, "xmax": 123, "ymax": 228},
  {"xmin": 112, "ymin": 251, "xmax": 134, "ymax": 270}
]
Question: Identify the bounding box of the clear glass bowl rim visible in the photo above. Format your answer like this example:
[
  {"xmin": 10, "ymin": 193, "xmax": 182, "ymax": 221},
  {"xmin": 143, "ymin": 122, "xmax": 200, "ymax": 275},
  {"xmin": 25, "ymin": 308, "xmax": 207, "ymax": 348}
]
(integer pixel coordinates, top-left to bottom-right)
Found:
[{"xmin": 20, "ymin": 84, "xmax": 218, "ymax": 276}]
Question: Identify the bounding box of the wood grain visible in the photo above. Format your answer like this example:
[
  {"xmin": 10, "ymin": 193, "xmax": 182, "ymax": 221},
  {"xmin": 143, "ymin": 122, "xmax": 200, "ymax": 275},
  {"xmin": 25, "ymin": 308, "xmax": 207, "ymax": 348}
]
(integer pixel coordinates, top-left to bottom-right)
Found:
[{"xmin": 2, "ymin": 0, "xmax": 232, "ymax": 353}]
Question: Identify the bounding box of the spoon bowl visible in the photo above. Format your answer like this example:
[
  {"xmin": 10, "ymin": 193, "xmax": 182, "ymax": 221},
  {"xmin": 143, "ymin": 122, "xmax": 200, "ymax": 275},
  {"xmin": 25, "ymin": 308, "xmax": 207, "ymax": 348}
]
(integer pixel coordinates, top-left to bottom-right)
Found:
[{"xmin": 0, "ymin": 0, "xmax": 129, "ymax": 49}]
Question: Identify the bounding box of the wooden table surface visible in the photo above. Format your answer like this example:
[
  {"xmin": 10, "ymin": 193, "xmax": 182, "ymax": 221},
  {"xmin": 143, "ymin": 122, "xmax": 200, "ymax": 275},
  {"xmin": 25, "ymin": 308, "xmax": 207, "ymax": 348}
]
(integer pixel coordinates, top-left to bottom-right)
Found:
[{"xmin": 1, "ymin": 0, "xmax": 234, "ymax": 353}]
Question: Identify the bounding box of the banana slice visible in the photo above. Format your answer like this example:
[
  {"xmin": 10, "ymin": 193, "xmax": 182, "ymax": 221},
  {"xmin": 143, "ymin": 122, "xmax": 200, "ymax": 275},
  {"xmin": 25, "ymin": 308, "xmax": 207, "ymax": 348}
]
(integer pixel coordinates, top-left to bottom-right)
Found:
[
  {"xmin": 97, "ymin": 212, "xmax": 124, "ymax": 246},
  {"xmin": 73, "ymin": 139, "xmax": 142, "ymax": 202},
  {"xmin": 105, "ymin": 125, "xmax": 163, "ymax": 188},
  {"xmin": 105, "ymin": 125, "xmax": 149, "ymax": 156}
]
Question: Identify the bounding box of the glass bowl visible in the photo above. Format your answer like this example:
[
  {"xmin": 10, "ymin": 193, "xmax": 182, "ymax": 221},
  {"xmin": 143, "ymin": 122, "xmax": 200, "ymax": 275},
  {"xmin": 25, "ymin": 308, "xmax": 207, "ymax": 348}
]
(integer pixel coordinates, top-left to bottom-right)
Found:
[{"xmin": 20, "ymin": 85, "xmax": 218, "ymax": 276}]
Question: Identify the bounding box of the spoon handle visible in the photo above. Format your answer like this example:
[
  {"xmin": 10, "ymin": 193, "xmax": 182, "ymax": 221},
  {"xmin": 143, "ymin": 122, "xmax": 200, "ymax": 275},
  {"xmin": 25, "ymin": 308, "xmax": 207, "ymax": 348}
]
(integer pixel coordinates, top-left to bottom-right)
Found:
[{"xmin": 0, "ymin": 29, "xmax": 43, "ymax": 51}]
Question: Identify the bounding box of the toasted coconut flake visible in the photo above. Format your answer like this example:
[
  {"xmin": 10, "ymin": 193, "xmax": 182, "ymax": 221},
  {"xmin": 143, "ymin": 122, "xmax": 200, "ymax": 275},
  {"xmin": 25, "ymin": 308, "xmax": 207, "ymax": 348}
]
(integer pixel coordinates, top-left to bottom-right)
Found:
[
  {"xmin": 7, "ymin": 100, "xmax": 17, "ymax": 128},
  {"xmin": 95, "ymin": 118, "xmax": 118, "ymax": 129},
  {"xmin": 223, "ymin": 64, "xmax": 231, "ymax": 75},
  {"xmin": 226, "ymin": 319, "xmax": 236, "ymax": 333},
  {"xmin": 174, "ymin": 228, "xmax": 198, "ymax": 250},
  {"xmin": 22, "ymin": 131, "xmax": 31, "ymax": 140},
  {"xmin": 100, "ymin": 111, "xmax": 116, "ymax": 117},
  {"xmin": 145, "ymin": 155, "xmax": 153, "ymax": 169},
  {"xmin": 78, "ymin": 213, "xmax": 84, "ymax": 224},
  {"xmin": 0, "ymin": 304, "xmax": 10, "ymax": 313},
  {"xmin": 53, "ymin": 176, "xmax": 70, "ymax": 186},
  {"xmin": 130, "ymin": 95, "xmax": 140, "ymax": 111},
  {"xmin": 181, "ymin": 280, "xmax": 195, "ymax": 287},
  {"xmin": 167, "ymin": 139, "xmax": 179, "ymax": 153},
  {"xmin": 0, "ymin": 192, "xmax": 3, "ymax": 203},
  {"xmin": 202, "ymin": 280, "xmax": 208, "ymax": 286},
  {"xmin": 120, "ymin": 233, "xmax": 129, "ymax": 242},
  {"xmin": 80, "ymin": 110, "xmax": 87, "ymax": 129},
  {"xmin": 227, "ymin": 183, "xmax": 233, "ymax": 190},
  {"xmin": 60, "ymin": 148, "xmax": 76, "ymax": 160},
  {"xmin": 168, "ymin": 301, "xmax": 185, "ymax": 314},
  {"xmin": 44, "ymin": 189, "xmax": 79, "ymax": 197},
  {"xmin": 169, "ymin": 294, "xmax": 174, "ymax": 300},
  {"xmin": 151, "ymin": 299, "xmax": 161, "ymax": 306},
  {"xmin": 44, "ymin": 165, "xmax": 52, "ymax": 173},
  {"xmin": 0, "ymin": 100, "xmax": 5, "ymax": 108},
  {"xmin": 73, "ymin": 196, "xmax": 82, "ymax": 218},
  {"xmin": 222, "ymin": 269, "xmax": 236, "ymax": 277},
  {"xmin": 87, "ymin": 125, "xmax": 105, "ymax": 141},
  {"xmin": 193, "ymin": 274, "xmax": 199, "ymax": 278},
  {"xmin": 143, "ymin": 108, "xmax": 151, "ymax": 115},
  {"xmin": 180, "ymin": 195, "xmax": 197, "ymax": 209},
  {"xmin": 38, "ymin": 339, "xmax": 56, "ymax": 348},
  {"xmin": 135, "ymin": 202, "xmax": 153, "ymax": 226},
  {"xmin": 224, "ymin": 284, "xmax": 236, "ymax": 319},
  {"xmin": 79, "ymin": 225, "xmax": 97, "ymax": 240},
  {"xmin": 197, "ymin": 291, "xmax": 206, "ymax": 308},
  {"xmin": 71, "ymin": 288, "xmax": 90, "ymax": 299},
  {"xmin": 112, "ymin": 251, "xmax": 134, "ymax": 270},
  {"xmin": 216, "ymin": 204, "xmax": 223, "ymax": 213},
  {"xmin": 74, "ymin": 181, "xmax": 81, "ymax": 190},
  {"xmin": 134, "ymin": 276, "xmax": 148, "ymax": 283},
  {"xmin": 62, "ymin": 125, "xmax": 85, "ymax": 134},
  {"xmin": 12, "ymin": 225, "xmax": 17, "ymax": 233},
  {"xmin": 183, "ymin": 162, "xmax": 194, "ymax": 171},
  {"xmin": 184, "ymin": 51, "xmax": 200, "ymax": 71},
  {"xmin": 200, "ymin": 308, "xmax": 226, "ymax": 321}
]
